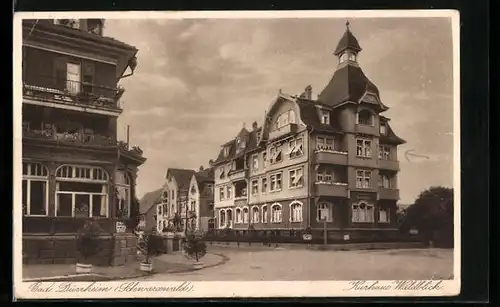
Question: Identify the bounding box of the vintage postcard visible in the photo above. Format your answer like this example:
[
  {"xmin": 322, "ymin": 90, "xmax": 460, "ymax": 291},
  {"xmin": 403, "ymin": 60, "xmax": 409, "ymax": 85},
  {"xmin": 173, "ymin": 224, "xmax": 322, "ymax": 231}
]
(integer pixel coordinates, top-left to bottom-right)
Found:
[{"xmin": 13, "ymin": 10, "xmax": 460, "ymax": 299}]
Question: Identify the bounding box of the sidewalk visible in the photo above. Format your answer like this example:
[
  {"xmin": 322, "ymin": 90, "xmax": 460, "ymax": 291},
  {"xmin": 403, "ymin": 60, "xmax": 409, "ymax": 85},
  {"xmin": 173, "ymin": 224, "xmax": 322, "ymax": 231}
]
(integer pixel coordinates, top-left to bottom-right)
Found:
[{"xmin": 22, "ymin": 252, "xmax": 227, "ymax": 282}]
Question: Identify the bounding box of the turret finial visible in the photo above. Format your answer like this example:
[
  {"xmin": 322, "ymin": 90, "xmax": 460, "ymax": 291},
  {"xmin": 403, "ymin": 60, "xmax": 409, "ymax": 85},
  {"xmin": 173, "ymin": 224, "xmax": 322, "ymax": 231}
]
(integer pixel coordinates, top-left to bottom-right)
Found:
[{"xmin": 346, "ymin": 20, "xmax": 350, "ymax": 30}]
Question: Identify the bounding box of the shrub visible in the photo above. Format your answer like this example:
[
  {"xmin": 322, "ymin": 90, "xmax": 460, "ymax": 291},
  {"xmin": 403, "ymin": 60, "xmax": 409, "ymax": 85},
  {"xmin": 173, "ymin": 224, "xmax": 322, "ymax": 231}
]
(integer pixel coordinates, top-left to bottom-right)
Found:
[
  {"xmin": 76, "ymin": 219, "xmax": 102, "ymax": 263},
  {"xmin": 183, "ymin": 230, "xmax": 207, "ymax": 262},
  {"xmin": 137, "ymin": 231, "xmax": 164, "ymax": 264}
]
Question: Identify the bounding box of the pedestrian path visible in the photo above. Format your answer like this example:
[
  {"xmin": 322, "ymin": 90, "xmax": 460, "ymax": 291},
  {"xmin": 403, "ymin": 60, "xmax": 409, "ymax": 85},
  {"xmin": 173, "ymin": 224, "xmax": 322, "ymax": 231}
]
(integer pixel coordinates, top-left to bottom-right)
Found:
[{"xmin": 22, "ymin": 252, "xmax": 226, "ymax": 282}]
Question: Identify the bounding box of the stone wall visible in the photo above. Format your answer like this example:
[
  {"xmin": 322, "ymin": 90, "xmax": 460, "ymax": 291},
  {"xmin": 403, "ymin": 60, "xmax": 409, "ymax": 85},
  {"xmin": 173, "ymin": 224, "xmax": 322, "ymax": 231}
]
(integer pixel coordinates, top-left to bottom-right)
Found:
[{"xmin": 23, "ymin": 233, "xmax": 137, "ymax": 266}]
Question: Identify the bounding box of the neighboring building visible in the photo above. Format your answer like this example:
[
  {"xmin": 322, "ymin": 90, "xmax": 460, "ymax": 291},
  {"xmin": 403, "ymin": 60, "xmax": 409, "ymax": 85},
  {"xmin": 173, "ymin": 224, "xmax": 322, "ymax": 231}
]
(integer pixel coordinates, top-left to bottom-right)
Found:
[
  {"xmin": 138, "ymin": 188, "xmax": 163, "ymax": 231},
  {"xmin": 187, "ymin": 166, "xmax": 215, "ymax": 231},
  {"xmin": 210, "ymin": 22, "xmax": 405, "ymax": 238},
  {"xmin": 21, "ymin": 19, "xmax": 146, "ymax": 265},
  {"xmin": 163, "ymin": 168, "xmax": 196, "ymax": 231}
]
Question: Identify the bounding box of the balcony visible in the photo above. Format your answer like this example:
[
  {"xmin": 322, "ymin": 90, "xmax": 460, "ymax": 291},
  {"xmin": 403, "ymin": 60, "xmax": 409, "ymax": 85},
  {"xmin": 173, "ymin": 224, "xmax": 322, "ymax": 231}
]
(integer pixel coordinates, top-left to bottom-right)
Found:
[
  {"xmin": 355, "ymin": 124, "xmax": 378, "ymax": 135},
  {"xmin": 315, "ymin": 146, "xmax": 348, "ymax": 165},
  {"xmin": 378, "ymin": 159, "xmax": 400, "ymax": 171},
  {"xmin": 379, "ymin": 188, "xmax": 400, "ymax": 200},
  {"xmin": 268, "ymin": 123, "xmax": 298, "ymax": 141},
  {"xmin": 314, "ymin": 181, "xmax": 349, "ymax": 198},
  {"xmin": 228, "ymin": 168, "xmax": 248, "ymax": 181},
  {"xmin": 23, "ymin": 75, "xmax": 124, "ymax": 114},
  {"xmin": 22, "ymin": 127, "xmax": 144, "ymax": 158}
]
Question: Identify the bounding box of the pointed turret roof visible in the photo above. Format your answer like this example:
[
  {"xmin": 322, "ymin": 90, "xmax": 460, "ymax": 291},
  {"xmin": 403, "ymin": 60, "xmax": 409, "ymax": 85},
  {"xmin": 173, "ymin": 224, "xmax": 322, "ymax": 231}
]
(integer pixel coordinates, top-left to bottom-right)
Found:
[{"xmin": 333, "ymin": 21, "xmax": 362, "ymax": 56}]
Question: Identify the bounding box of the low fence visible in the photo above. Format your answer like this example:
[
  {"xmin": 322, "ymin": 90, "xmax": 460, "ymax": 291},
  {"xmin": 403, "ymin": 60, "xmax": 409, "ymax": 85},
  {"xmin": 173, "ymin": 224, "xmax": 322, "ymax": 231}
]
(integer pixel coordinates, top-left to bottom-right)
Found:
[{"xmin": 203, "ymin": 229, "xmax": 423, "ymax": 245}]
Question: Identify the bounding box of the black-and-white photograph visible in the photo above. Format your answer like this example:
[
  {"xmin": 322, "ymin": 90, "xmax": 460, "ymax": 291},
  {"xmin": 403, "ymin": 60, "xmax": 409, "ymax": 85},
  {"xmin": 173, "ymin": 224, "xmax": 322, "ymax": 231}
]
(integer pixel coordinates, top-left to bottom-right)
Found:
[{"xmin": 14, "ymin": 11, "xmax": 460, "ymax": 299}]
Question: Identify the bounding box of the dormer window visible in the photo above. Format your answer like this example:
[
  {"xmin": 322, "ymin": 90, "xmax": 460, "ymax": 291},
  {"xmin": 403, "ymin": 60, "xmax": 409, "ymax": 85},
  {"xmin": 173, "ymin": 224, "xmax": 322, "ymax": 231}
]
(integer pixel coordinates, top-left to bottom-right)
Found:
[
  {"xmin": 219, "ymin": 167, "xmax": 225, "ymax": 179},
  {"xmin": 380, "ymin": 123, "xmax": 387, "ymax": 135},
  {"xmin": 320, "ymin": 111, "xmax": 330, "ymax": 125},
  {"xmin": 357, "ymin": 110, "xmax": 374, "ymax": 126}
]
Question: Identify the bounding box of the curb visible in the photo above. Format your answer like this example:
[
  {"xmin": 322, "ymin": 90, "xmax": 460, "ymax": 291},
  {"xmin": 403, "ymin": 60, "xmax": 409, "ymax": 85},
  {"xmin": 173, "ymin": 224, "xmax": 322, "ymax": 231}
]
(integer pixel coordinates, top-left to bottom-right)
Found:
[{"xmin": 22, "ymin": 253, "xmax": 230, "ymax": 282}]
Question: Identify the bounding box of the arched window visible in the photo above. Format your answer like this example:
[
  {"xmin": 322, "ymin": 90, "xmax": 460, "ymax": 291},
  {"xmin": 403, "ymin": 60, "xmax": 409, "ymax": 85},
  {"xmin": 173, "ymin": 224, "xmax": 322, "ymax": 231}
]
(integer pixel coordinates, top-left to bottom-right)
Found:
[
  {"xmin": 289, "ymin": 110, "xmax": 296, "ymax": 124},
  {"xmin": 55, "ymin": 165, "xmax": 109, "ymax": 218},
  {"xmin": 352, "ymin": 202, "xmax": 374, "ymax": 223},
  {"xmin": 243, "ymin": 207, "xmax": 249, "ymax": 224},
  {"xmin": 235, "ymin": 208, "xmax": 242, "ymax": 224},
  {"xmin": 271, "ymin": 203, "xmax": 282, "ymax": 223},
  {"xmin": 317, "ymin": 202, "xmax": 333, "ymax": 222},
  {"xmin": 22, "ymin": 162, "xmax": 49, "ymax": 216},
  {"xmin": 261, "ymin": 205, "xmax": 268, "ymax": 223},
  {"xmin": 357, "ymin": 110, "xmax": 374, "ymax": 126},
  {"xmin": 226, "ymin": 208, "xmax": 233, "ymax": 227},
  {"xmin": 115, "ymin": 170, "xmax": 131, "ymax": 218},
  {"xmin": 219, "ymin": 210, "xmax": 226, "ymax": 228},
  {"xmin": 251, "ymin": 206, "xmax": 260, "ymax": 223},
  {"xmin": 289, "ymin": 201, "xmax": 303, "ymax": 222}
]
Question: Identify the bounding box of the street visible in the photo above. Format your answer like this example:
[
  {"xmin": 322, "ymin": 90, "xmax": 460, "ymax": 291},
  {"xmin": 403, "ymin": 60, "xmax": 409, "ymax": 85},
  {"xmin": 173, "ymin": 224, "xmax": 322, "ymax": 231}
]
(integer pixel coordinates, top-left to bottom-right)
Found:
[{"xmin": 134, "ymin": 247, "xmax": 454, "ymax": 281}]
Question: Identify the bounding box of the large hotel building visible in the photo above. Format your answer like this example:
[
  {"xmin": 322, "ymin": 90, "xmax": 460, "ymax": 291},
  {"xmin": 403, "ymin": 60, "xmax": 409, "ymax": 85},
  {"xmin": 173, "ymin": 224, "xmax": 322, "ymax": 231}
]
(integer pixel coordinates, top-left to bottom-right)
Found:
[{"xmin": 210, "ymin": 23, "xmax": 405, "ymax": 239}]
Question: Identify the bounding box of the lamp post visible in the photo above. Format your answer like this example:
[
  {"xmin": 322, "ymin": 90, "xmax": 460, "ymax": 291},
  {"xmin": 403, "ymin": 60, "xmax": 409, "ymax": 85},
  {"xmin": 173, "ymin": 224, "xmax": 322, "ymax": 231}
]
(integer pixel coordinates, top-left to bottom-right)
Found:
[{"xmin": 322, "ymin": 217, "xmax": 328, "ymax": 246}]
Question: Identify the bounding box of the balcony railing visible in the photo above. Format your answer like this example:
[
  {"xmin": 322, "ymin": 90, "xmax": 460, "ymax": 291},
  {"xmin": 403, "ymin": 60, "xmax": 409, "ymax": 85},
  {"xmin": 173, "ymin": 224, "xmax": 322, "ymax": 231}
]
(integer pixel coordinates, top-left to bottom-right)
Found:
[
  {"xmin": 378, "ymin": 188, "xmax": 400, "ymax": 200},
  {"xmin": 268, "ymin": 123, "xmax": 298, "ymax": 141},
  {"xmin": 23, "ymin": 75, "xmax": 124, "ymax": 111},
  {"xmin": 314, "ymin": 181, "xmax": 349, "ymax": 197},
  {"xmin": 228, "ymin": 168, "xmax": 248, "ymax": 181},
  {"xmin": 22, "ymin": 127, "xmax": 144, "ymax": 157},
  {"xmin": 315, "ymin": 145, "xmax": 348, "ymax": 165},
  {"xmin": 378, "ymin": 159, "xmax": 400, "ymax": 171}
]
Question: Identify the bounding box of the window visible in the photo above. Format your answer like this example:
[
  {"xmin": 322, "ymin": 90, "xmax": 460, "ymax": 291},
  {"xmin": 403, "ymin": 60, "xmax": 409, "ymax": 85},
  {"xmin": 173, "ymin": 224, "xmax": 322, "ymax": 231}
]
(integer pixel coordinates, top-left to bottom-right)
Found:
[
  {"xmin": 251, "ymin": 180, "xmax": 259, "ymax": 195},
  {"xmin": 22, "ymin": 162, "xmax": 49, "ymax": 216},
  {"xmin": 243, "ymin": 207, "xmax": 249, "ymax": 224},
  {"xmin": 252, "ymin": 154, "xmax": 259, "ymax": 171},
  {"xmin": 356, "ymin": 139, "xmax": 372, "ymax": 157},
  {"xmin": 219, "ymin": 187, "xmax": 225, "ymax": 201},
  {"xmin": 206, "ymin": 184, "xmax": 214, "ymax": 195},
  {"xmin": 269, "ymin": 145, "xmax": 283, "ymax": 164},
  {"xmin": 115, "ymin": 170, "xmax": 131, "ymax": 218},
  {"xmin": 219, "ymin": 210, "xmax": 226, "ymax": 228},
  {"xmin": 82, "ymin": 63, "xmax": 95, "ymax": 93},
  {"xmin": 289, "ymin": 110, "xmax": 296, "ymax": 124},
  {"xmin": 190, "ymin": 200, "xmax": 196, "ymax": 211},
  {"xmin": 66, "ymin": 62, "xmax": 81, "ymax": 95},
  {"xmin": 219, "ymin": 167, "xmax": 225, "ymax": 179},
  {"xmin": 161, "ymin": 190, "xmax": 169, "ymax": 202},
  {"xmin": 348, "ymin": 53, "xmax": 356, "ymax": 61},
  {"xmin": 317, "ymin": 203, "xmax": 333, "ymax": 222},
  {"xmin": 190, "ymin": 185, "xmax": 197, "ymax": 194},
  {"xmin": 226, "ymin": 185, "xmax": 232, "ymax": 199},
  {"xmin": 379, "ymin": 174, "xmax": 391, "ymax": 189},
  {"xmin": 340, "ymin": 53, "xmax": 348, "ymax": 63},
  {"xmin": 271, "ymin": 203, "xmax": 282, "ymax": 223},
  {"xmin": 380, "ymin": 123, "xmax": 387, "ymax": 135},
  {"xmin": 226, "ymin": 209, "xmax": 233, "ymax": 226},
  {"xmin": 158, "ymin": 205, "xmax": 162, "ymax": 216},
  {"xmin": 262, "ymin": 152, "xmax": 268, "ymax": 167},
  {"xmin": 378, "ymin": 145, "xmax": 390, "ymax": 160},
  {"xmin": 289, "ymin": 167, "xmax": 304, "ymax": 188},
  {"xmin": 379, "ymin": 208, "xmax": 390, "ymax": 223},
  {"xmin": 289, "ymin": 138, "xmax": 304, "ymax": 158},
  {"xmin": 262, "ymin": 205, "xmax": 268, "ymax": 223},
  {"xmin": 356, "ymin": 170, "xmax": 371, "ymax": 188},
  {"xmin": 317, "ymin": 168, "xmax": 334, "ymax": 182},
  {"xmin": 357, "ymin": 110, "xmax": 374, "ymax": 126},
  {"xmin": 223, "ymin": 146, "xmax": 230, "ymax": 157},
  {"xmin": 55, "ymin": 165, "xmax": 109, "ymax": 218},
  {"xmin": 261, "ymin": 177, "xmax": 268, "ymax": 193},
  {"xmin": 256, "ymin": 130, "xmax": 262, "ymax": 141},
  {"xmin": 320, "ymin": 110, "xmax": 330, "ymax": 125},
  {"xmin": 289, "ymin": 201, "xmax": 303, "ymax": 222},
  {"xmin": 251, "ymin": 206, "xmax": 260, "ymax": 223},
  {"xmin": 235, "ymin": 208, "xmax": 242, "ymax": 224},
  {"xmin": 317, "ymin": 136, "xmax": 335, "ymax": 151},
  {"xmin": 352, "ymin": 202, "xmax": 374, "ymax": 223},
  {"xmin": 269, "ymin": 173, "xmax": 282, "ymax": 192}
]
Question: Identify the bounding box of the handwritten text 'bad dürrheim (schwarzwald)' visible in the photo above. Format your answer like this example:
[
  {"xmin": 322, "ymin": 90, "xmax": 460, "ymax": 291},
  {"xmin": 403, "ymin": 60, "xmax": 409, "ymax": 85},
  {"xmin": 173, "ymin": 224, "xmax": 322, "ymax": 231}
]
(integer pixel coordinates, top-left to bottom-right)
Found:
[
  {"xmin": 345, "ymin": 280, "xmax": 445, "ymax": 291},
  {"xmin": 27, "ymin": 281, "xmax": 194, "ymax": 293}
]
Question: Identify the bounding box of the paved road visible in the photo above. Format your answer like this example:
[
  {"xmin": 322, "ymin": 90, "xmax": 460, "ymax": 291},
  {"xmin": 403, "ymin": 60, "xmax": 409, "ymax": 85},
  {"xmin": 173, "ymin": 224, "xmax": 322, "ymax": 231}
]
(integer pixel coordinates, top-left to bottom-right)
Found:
[{"xmin": 134, "ymin": 247, "xmax": 454, "ymax": 281}]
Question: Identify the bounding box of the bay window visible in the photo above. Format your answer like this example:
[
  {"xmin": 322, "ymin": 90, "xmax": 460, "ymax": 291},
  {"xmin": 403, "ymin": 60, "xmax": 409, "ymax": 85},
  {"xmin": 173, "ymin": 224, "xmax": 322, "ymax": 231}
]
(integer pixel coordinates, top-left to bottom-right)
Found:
[
  {"xmin": 55, "ymin": 165, "xmax": 109, "ymax": 218},
  {"xmin": 22, "ymin": 162, "xmax": 49, "ymax": 216}
]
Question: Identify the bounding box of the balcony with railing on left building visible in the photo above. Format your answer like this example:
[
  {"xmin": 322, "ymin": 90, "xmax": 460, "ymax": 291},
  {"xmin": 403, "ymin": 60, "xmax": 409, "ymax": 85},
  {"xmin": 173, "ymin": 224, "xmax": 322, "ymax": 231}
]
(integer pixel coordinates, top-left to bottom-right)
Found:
[{"xmin": 23, "ymin": 75, "xmax": 125, "ymax": 113}]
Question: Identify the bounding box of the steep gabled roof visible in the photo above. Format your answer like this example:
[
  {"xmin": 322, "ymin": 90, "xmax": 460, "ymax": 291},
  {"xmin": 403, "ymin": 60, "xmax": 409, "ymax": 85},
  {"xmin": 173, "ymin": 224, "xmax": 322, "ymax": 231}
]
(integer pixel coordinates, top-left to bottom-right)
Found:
[
  {"xmin": 296, "ymin": 99, "xmax": 343, "ymax": 134},
  {"xmin": 211, "ymin": 127, "xmax": 262, "ymax": 166},
  {"xmin": 139, "ymin": 188, "xmax": 163, "ymax": 214},
  {"xmin": 380, "ymin": 122, "xmax": 406, "ymax": 145},
  {"xmin": 318, "ymin": 64, "xmax": 380, "ymax": 108},
  {"xmin": 168, "ymin": 168, "xmax": 196, "ymax": 190}
]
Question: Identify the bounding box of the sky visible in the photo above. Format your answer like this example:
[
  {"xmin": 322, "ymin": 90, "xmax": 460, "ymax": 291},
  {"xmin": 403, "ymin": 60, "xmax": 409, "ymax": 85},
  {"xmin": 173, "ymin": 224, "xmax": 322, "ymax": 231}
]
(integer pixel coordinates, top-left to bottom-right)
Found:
[{"xmin": 104, "ymin": 16, "xmax": 455, "ymax": 204}]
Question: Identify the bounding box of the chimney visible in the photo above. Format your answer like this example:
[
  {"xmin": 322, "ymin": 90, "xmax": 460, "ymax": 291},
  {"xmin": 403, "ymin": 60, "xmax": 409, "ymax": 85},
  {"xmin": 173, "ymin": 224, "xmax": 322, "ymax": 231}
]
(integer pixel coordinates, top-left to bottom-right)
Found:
[
  {"xmin": 252, "ymin": 121, "xmax": 258, "ymax": 130},
  {"xmin": 199, "ymin": 165, "xmax": 204, "ymax": 171},
  {"xmin": 305, "ymin": 85, "xmax": 312, "ymax": 100}
]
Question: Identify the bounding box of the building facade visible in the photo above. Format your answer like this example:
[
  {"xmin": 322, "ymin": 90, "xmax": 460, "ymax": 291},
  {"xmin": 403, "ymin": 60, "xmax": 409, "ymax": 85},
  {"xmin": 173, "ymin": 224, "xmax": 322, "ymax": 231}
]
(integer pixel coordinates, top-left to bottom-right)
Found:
[
  {"xmin": 21, "ymin": 19, "xmax": 145, "ymax": 265},
  {"xmin": 161, "ymin": 168, "xmax": 196, "ymax": 232},
  {"xmin": 211, "ymin": 23, "xmax": 405, "ymax": 239},
  {"xmin": 187, "ymin": 167, "xmax": 215, "ymax": 231}
]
